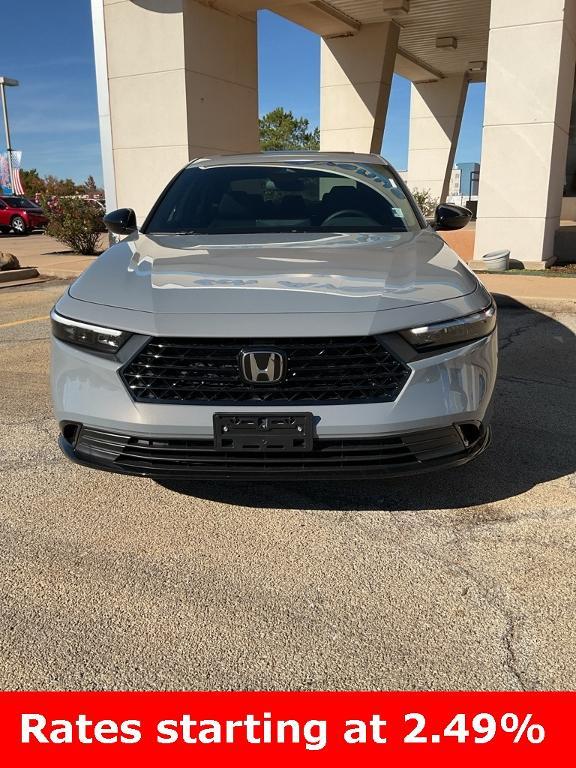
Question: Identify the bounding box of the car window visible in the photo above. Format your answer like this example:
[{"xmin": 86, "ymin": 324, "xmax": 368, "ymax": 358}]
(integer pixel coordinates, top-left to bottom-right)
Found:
[
  {"xmin": 3, "ymin": 196, "xmax": 38, "ymax": 209},
  {"xmin": 0, "ymin": 200, "xmax": 6, "ymax": 210},
  {"xmin": 145, "ymin": 163, "xmax": 421, "ymax": 235}
]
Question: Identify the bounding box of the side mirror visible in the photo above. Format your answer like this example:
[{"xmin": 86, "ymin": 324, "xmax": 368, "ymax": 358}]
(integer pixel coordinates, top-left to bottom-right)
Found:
[
  {"xmin": 103, "ymin": 208, "xmax": 137, "ymax": 236},
  {"xmin": 434, "ymin": 203, "xmax": 472, "ymax": 231}
]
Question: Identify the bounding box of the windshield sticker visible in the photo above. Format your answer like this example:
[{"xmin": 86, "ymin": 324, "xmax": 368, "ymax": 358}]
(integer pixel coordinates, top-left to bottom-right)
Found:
[{"xmin": 326, "ymin": 162, "xmax": 394, "ymax": 189}]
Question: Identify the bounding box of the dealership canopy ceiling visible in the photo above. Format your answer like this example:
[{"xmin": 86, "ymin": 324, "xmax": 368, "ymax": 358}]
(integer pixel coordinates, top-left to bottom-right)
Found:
[{"xmin": 212, "ymin": 0, "xmax": 491, "ymax": 82}]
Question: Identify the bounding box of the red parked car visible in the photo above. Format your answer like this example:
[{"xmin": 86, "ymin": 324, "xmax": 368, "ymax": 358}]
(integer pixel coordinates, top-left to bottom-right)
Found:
[{"xmin": 0, "ymin": 195, "xmax": 49, "ymax": 235}]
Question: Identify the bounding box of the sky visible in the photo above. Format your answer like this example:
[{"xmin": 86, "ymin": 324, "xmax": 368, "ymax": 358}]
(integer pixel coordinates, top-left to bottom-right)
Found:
[
  {"xmin": 0, "ymin": 2, "xmax": 484, "ymax": 186},
  {"xmin": 1, "ymin": 0, "xmax": 101, "ymax": 184}
]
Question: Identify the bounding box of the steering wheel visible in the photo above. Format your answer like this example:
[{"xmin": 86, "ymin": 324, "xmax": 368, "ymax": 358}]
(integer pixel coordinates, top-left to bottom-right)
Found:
[{"xmin": 320, "ymin": 209, "xmax": 367, "ymax": 226}]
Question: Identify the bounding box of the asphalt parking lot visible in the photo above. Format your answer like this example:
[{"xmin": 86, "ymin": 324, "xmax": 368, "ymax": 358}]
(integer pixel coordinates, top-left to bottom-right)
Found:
[{"xmin": 1, "ymin": 281, "xmax": 575, "ymax": 691}]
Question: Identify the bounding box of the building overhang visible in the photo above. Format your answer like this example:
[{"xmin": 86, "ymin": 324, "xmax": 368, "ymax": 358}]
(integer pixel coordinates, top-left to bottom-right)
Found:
[{"xmin": 210, "ymin": 0, "xmax": 489, "ymax": 82}]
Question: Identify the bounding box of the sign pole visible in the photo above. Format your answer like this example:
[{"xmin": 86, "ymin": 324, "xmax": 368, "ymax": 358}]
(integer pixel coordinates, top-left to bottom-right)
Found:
[{"xmin": 0, "ymin": 77, "xmax": 19, "ymax": 193}]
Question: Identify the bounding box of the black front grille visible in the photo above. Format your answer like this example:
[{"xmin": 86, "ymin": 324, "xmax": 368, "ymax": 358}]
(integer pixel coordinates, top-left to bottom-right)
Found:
[
  {"xmin": 73, "ymin": 425, "xmax": 477, "ymax": 479},
  {"xmin": 120, "ymin": 336, "xmax": 411, "ymax": 405}
]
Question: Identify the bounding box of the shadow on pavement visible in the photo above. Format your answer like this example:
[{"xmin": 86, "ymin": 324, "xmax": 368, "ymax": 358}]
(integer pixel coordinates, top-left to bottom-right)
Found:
[{"xmin": 157, "ymin": 299, "xmax": 576, "ymax": 511}]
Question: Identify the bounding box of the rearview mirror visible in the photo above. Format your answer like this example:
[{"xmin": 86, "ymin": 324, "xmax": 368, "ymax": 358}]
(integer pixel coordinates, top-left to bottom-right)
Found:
[
  {"xmin": 103, "ymin": 208, "xmax": 137, "ymax": 236},
  {"xmin": 434, "ymin": 203, "xmax": 472, "ymax": 231}
]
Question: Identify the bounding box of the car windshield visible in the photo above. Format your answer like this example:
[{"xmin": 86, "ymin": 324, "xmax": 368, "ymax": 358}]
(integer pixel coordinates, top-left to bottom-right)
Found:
[
  {"xmin": 3, "ymin": 196, "xmax": 39, "ymax": 209},
  {"xmin": 145, "ymin": 162, "xmax": 421, "ymax": 235}
]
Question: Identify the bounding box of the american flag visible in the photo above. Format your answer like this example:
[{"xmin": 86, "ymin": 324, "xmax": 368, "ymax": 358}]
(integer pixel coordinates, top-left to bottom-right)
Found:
[
  {"xmin": 11, "ymin": 151, "xmax": 25, "ymax": 195},
  {"xmin": 0, "ymin": 151, "xmax": 24, "ymax": 194}
]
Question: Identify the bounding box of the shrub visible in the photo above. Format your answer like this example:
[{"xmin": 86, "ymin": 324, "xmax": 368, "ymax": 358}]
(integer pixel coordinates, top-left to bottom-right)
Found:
[
  {"xmin": 411, "ymin": 188, "xmax": 438, "ymax": 218},
  {"xmin": 40, "ymin": 195, "xmax": 103, "ymax": 255}
]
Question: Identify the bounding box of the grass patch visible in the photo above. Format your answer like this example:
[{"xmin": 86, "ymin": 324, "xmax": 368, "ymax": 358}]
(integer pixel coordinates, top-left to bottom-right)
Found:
[{"xmin": 476, "ymin": 267, "xmax": 576, "ymax": 278}]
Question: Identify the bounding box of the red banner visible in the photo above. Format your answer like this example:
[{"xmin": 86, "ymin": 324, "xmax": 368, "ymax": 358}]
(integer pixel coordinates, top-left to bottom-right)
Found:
[{"xmin": 0, "ymin": 691, "xmax": 572, "ymax": 766}]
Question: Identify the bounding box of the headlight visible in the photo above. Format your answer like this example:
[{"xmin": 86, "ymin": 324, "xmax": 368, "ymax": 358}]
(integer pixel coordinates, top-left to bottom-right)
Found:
[
  {"xmin": 51, "ymin": 309, "xmax": 131, "ymax": 353},
  {"xmin": 400, "ymin": 300, "xmax": 496, "ymax": 351}
]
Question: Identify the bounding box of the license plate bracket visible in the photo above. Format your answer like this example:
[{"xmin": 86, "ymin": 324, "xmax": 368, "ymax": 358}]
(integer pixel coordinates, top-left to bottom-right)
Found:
[{"xmin": 213, "ymin": 413, "xmax": 314, "ymax": 452}]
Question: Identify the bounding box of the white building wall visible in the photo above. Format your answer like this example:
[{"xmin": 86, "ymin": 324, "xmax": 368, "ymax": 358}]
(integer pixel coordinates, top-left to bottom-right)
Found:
[
  {"xmin": 320, "ymin": 22, "xmax": 400, "ymax": 153},
  {"xmin": 92, "ymin": 0, "xmax": 259, "ymax": 221},
  {"xmin": 474, "ymin": 0, "xmax": 576, "ymax": 266},
  {"xmin": 404, "ymin": 75, "xmax": 468, "ymax": 203}
]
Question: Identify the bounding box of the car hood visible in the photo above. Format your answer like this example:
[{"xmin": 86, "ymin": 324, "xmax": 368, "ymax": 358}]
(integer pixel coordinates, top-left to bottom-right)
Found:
[{"xmin": 69, "ymin": 230, "xmax": 477, "ymax": 314}]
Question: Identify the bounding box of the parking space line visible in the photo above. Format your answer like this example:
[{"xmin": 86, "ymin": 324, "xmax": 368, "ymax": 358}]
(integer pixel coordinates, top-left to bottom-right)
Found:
[{"xmin": 0, "ymin": 315, "xmax": 49, "ymax": 329}]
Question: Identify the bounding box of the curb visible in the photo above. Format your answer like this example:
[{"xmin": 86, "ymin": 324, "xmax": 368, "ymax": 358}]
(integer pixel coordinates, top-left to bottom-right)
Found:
[
  {"xmin": 0, "ymin": 276, "xmax": 52, "ymax": 290},
  {"xmin": 0, "ymin": 267, "xmax": 40, "ymax": 284}
]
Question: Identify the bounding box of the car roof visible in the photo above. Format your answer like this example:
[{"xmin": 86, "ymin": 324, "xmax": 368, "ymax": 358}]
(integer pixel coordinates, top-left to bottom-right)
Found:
[{"xmin": 187, "ymin": 151, "xmax": 389, "ymax": 168}]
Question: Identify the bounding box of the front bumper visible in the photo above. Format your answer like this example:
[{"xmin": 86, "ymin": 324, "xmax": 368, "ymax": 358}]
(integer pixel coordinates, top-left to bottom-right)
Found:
[
  {"xmin": 59, "ymin": 422, "xmax": 491, "ymax": 480},
  {"xmin": 52, "ymin": 324, "xmax": 497, "ymax": 478}
]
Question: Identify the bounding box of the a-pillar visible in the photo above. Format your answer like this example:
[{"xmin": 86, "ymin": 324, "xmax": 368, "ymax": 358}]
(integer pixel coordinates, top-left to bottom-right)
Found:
[
  {"xmin": 474, "ymin": 0, "xmax": 576, "ymax": 267},
  {"xmin": 320, "ymin": 22, "xmax": 400, "ymax": 153},
  {"xmin": 91, "ymin": 0, "xmax": 259, "ymax": 220},
  {"xmin": 404, "ymin": 75, "xmax": 468, "ymax": 202}
]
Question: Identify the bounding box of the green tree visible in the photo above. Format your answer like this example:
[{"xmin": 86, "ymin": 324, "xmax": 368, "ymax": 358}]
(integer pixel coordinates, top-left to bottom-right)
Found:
[
  {"xmin": 44, "ymin": 175, "xmax": 79, "ymax": 197},
  {"xmin": 19, "ymin": 168, "xmax": 46, "ymax": 197},
  {"xmin": 259, "ymin": 107, "xmax": 320, "ymax": 151},
  {"xmin": 81, "ymin": 174, "xmax": 103, "ymax": 197}
]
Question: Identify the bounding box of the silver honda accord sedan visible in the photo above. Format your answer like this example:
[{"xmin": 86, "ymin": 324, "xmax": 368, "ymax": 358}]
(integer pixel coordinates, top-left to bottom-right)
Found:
[{"xmin": 50, "ymin": 152, "xmax": 497, "ymax": 479}]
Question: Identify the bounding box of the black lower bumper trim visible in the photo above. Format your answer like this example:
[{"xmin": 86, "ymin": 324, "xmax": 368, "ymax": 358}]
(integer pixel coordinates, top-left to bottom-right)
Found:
[{"xmin": 59, "ymin": 423, "xmax": 491, "ymax": 480}]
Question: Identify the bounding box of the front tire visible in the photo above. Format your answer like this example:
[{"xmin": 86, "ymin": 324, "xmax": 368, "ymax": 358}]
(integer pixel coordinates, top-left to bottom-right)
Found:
[{"xmin": 11, "ymin": 216, "xmax": 28, "ymax": 236}]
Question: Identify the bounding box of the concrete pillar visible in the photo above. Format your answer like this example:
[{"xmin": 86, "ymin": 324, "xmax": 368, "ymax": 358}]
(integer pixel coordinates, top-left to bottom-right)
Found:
[
  {"xmin": 320, "ymin": 22, "xmax": 400, "ymax": 153},
  {"xmin": 92, "ymin": 0, "xmax": 259, "ymax": 220},
  {"xmin": 404, "ymin": 75, "xmax": 468, "ymax": 203},
  {"xmin": 474, "ymin": 0, "xmax": 576, "ymax": 267}
]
